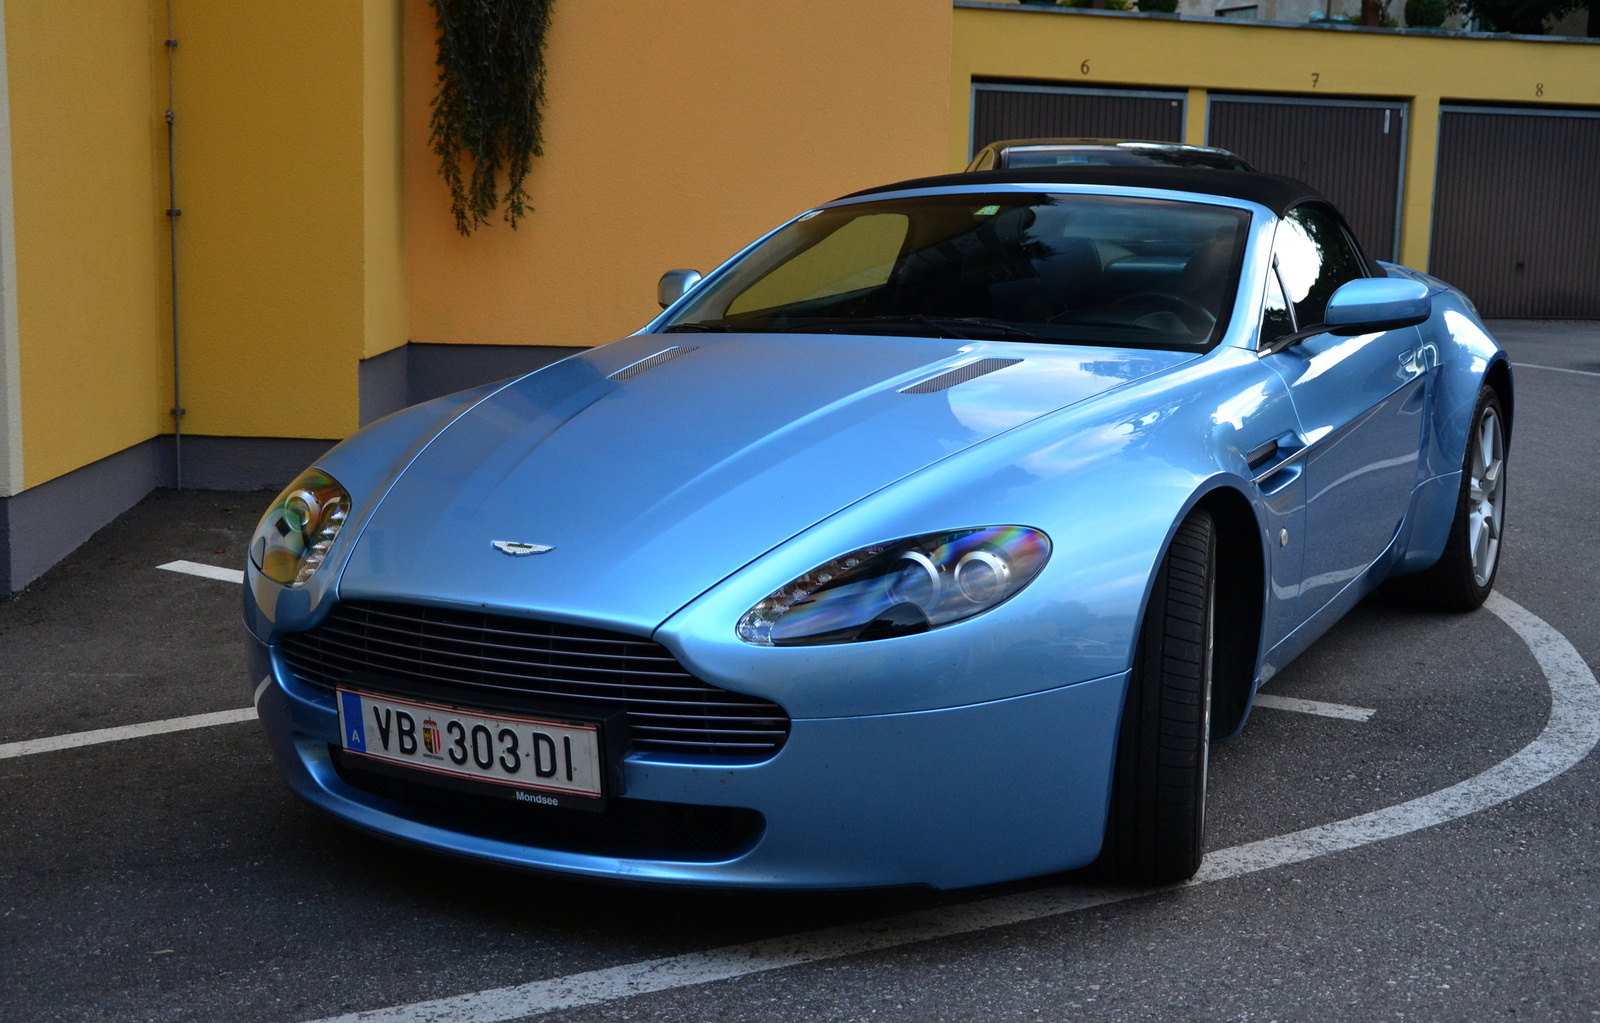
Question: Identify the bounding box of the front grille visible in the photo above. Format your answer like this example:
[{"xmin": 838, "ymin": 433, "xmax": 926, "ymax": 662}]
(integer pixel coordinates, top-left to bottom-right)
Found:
[
  {"xmin": 331, "ymin": 748, "xmax": 764, "ymax": 859},
  {"xmin": 279, "ymin": 600, "xmax": 790, "ymax": 758}
]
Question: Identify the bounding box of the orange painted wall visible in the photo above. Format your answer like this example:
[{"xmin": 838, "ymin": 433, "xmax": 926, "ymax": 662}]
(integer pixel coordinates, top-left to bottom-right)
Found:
[{"xmin": 403, "ymin": 0, "xmax": 955, "ymax": 349}]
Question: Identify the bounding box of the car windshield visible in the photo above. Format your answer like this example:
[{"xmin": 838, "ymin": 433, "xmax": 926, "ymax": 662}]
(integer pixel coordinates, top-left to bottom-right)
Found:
[{"xmin": 661, "ymin": 193, "xmax": 1251, "ymax": 350}]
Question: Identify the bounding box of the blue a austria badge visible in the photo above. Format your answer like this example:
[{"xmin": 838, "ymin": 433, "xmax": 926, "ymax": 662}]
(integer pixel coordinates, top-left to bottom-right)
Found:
[{"xmin": 341, "ymin": 692, "xmax": 366, "ymax": 751}]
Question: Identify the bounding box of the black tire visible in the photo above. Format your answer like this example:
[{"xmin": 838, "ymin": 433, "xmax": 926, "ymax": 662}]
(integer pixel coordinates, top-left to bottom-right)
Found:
[
  {"xmin": 1382, "ymin": 387, "xmax": 1506, "ymax": 611},
  {"xmin": 1098, "ymin": 509, "xmax": 1216, "ymax": 884}
]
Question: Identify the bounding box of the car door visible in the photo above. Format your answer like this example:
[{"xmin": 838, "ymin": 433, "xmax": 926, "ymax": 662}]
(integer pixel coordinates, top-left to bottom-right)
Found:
[
  {"xmin": 1248, "ymin": 259, "xmax": 1309, "ymax": 657},
  {"xmin": 1264, "ymin": 204, "xmax": 1429, "ymax": 620}
]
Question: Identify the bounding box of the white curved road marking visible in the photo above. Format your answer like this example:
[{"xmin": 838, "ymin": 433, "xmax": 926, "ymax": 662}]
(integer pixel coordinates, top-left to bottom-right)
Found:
[
  {"xmin": 302, "ymin": 592, "xmax": 1600, "ymax": 1023},
  {"xmin": 158, "ymin": 559, "xmax": 245, "ymax": 584},
  {"xmin": 0, "ymin": 707, "xmax": 257, "ymax": 760},
  {"xmin": 1253, "ymin": 693, "xmax": 1375, "ymax": 721},
  {"xmin": 1196, "ymin": 592, "xmax": 1598, "ymax": 879}
]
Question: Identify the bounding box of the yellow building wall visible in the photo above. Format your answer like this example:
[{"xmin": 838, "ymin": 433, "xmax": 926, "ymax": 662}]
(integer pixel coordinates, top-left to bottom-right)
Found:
[
  {"xmin": 6, "ymin": 0, "xmax": 164, "ymax": 488},
  {"xmin": 165, "ymin": 2, "xmax": 365, "ymax": 440},
  {"xmin": 403, "ymin": 0, "xmax": 956, "ymax": 349},
  {"xmin": 364, "ymin": 0, "xmax": 407, "ymax": 361},
  {"xmin": 10, "ymin": 1, "xmax": 1600, "ymax": 483},
  {"xmin": 160, "ymin": 0, "xmax": 406, "ymax": 442},
  {"xmin": 949, "ymin": 5, "xmax": 1600, "ymax": 270}
]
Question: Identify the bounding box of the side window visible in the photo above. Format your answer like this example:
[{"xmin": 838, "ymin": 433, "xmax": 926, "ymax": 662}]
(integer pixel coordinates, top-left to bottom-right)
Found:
[
  {"xmin": 1272, "ymin": 205, "xmax": 1365, "ymax": 329},
  {"xmin": 1260, "ymin": 262, "xmax": 1294, "ymax": 345}
]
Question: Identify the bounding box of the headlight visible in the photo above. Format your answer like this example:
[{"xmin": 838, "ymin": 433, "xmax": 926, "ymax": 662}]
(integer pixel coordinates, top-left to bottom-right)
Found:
[
  {"xmin": 249, "ymin": 469, "xmax": 351, "ymax": 586},
  {"xmin": 736, "ymin": 526, "xmax": 1051, "ymax": 646}
]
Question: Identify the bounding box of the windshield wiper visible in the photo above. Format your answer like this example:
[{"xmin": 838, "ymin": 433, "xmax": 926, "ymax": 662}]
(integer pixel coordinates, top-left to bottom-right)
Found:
[
  {"xmin": 661, "ymin": 322, "xmax": 734, "ymax": 332},
  {"xmin": 665, "ymin": 315, "xmax": 1038, "ymax": 340},
  {"xmin": 924, "ymin": 317, "xmax": 1037, "ymax": 339},
  {"xmin": 775, "ymin": 315, "xmax": 1036, "ymax": 340}
]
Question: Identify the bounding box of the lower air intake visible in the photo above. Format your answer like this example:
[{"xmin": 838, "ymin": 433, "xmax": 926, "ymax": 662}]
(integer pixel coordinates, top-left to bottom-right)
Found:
[{"xmin": 331, "ymin": 748, "xmax": 764, "ymax": 859}]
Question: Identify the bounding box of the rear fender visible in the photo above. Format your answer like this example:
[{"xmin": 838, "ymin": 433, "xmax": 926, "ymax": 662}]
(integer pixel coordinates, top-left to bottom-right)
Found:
[
  {"xmin": 1377, "ymin": 271, "xmax": 1510, "ymax": 580},
  {"xmin": 1381, "ymin": 268, "xmax": 1511, "ymax": 481}
]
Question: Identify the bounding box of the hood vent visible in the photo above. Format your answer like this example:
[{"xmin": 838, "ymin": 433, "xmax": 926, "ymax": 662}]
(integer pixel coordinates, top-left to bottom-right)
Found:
[
  {"xmin": 901, "ymin": 357, "xmax": 1023, "ymax": 395},
  {"xmin": 609, "ymin": 345, "xmax": 698, "ymax": 381}
]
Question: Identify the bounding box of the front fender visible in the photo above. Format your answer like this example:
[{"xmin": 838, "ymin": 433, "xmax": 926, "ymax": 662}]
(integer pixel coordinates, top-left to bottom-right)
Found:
[
  {"xmin": 658, "ymin": 349, "xmax": 1276, "ymax": 720},
  {"xmin": 242, "ymin": 379, "xmax": 519, "ymax": 642}
]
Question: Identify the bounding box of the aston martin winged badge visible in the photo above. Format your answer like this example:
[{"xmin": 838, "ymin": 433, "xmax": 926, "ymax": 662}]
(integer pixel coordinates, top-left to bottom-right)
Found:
[{"xmin": 492, "ymin": 540, "xmax": 554, "ymax": 556}]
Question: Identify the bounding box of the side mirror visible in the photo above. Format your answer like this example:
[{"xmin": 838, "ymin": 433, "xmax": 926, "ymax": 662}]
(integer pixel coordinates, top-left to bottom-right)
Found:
[
  {"xmin": 657, "ymin": 269, "xmax": 703, "ymax": 309},
  {"xmin": 1324, "ymin": 278, "xmax": 1431, "ymax": 335}
]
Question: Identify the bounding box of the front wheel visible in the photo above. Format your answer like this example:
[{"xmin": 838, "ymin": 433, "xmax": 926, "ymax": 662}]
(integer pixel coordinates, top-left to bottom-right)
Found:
[
  {"xmin": 1384, "ymin": 386, "xmax": 1507, "ymax": 610},
  {"xmin": 1097, "ymin": 508, "xmax": 1216, "ymax": 884}
]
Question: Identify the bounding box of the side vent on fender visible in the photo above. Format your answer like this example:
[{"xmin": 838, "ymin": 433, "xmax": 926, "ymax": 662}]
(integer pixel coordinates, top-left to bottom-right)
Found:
[
  {"xmin": 901, "ymin": 357, "xmax": 1023, "ymax": 395},
  {"xmin": 609, "ymin": 345, "xmax": 698, "ymax": 381}
]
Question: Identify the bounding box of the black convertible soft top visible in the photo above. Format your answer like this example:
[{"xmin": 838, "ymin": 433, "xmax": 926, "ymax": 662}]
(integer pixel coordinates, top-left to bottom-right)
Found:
[{"xmin": 843, "ymin": 165, "xmax": 1327, "ymax": 217}]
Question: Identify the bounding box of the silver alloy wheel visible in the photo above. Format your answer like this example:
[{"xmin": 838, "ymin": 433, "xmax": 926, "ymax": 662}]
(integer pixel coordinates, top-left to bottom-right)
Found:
[{"xmin": 1468, "ymin": 405, "xmax": 1506, "ymax": 587}]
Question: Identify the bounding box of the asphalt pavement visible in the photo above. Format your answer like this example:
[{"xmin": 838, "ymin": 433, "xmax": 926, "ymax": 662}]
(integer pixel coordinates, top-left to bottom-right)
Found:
[{"xmin": 1, "ymin": 320, "xmax": 1597, "ymax": 1022}]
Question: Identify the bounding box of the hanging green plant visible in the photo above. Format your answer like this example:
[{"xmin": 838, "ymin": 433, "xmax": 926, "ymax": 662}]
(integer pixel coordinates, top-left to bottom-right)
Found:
[{"xmin": 429, "ymin": 0, "xmax": 555, "ymax": 235}]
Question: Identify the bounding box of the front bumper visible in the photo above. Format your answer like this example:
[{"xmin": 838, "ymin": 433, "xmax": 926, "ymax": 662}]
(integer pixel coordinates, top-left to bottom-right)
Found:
[{"xmin": 248, "ymin": 636, "xmax": 1125, "ymax": 890}]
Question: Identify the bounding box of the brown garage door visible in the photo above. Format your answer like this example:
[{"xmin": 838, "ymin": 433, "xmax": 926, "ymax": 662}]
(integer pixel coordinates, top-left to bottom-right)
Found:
[
  {"xmin": 1431, "ymin": 106, "xmax": 1600, "ymax": 318},
  {"xmin": 970, "ymin": 83, "xmax": 1185, "ymax": 156},
  {"xmin": 1208, "ymin": 95, "xmax": 1407, "ymax": 261}
]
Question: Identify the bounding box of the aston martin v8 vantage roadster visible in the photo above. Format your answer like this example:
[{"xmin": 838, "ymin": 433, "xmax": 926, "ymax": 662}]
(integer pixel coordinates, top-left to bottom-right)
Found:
[{"xmin": 246, "ymin": 165, "xmax": 1511, "ymax": 889}]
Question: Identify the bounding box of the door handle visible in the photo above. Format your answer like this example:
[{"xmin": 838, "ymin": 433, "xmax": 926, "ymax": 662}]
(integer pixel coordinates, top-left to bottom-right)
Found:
[{"xmin": 1398, "ymin": 345, "xmax": 1433, "ymax": 379}]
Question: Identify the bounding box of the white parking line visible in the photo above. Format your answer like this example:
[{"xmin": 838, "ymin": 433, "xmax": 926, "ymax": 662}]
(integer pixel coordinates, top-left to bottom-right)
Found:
[
  {"xmin": 1253, "ymin": 693, "xmax": 1376, "ymax": 721},
  {"xmin": 158, "ymin": 560, "xmax": 245, "ymax": 584},
  {"xmin": 301, "ymin": 592, "xmax": 1600, "ymax": 1023},
  {"xmin": 1511, "ymin": 361, "xmax": 1600, "ymax": 380},
  {"xmin": 0, "ymin": 695, "xmax": 1371, "ymax": 760},
  {"xmin": 0, "ymin": 707, "xmax": 258, "ymax": 760}
]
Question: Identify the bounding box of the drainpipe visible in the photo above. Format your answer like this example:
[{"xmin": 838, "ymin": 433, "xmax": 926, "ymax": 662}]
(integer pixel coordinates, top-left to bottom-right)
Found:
[{"xmin": 164, "ymin": 0, "xmax": 184, "ymax": 488}]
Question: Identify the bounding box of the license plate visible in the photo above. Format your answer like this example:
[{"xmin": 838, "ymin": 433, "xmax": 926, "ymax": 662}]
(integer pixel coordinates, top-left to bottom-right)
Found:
[{"xmin": 337, "ymin": 689, "xmax": 605, "ymax": 803}]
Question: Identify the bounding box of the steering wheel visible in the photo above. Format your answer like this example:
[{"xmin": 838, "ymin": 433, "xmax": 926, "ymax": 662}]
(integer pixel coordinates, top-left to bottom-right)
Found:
[{"xmin": 1107, "ymin": 292, "xmax": 1217, "ymax": 335}]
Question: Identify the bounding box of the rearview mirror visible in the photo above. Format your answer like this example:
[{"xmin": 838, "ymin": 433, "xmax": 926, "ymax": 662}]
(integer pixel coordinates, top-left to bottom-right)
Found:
[
  {"xmin": 657, "ymin": 269, "xmax": 703, "ymax": 309},
  {"xmin": 1324, "ymin": 278, "xmax": 1431, "ymax": 335}
]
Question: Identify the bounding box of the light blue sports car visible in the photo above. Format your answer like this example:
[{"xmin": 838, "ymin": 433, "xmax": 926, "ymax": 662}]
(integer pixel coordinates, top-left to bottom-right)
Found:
[{"xmin": 244, "ymin": 165, "xmax": 1511, "ymax": 889}]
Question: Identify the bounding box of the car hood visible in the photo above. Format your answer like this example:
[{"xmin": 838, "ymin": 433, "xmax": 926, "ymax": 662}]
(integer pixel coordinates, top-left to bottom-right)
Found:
[{"xmin": 338, "ymin": 333, "xmax": 1198, "ymax": 632}]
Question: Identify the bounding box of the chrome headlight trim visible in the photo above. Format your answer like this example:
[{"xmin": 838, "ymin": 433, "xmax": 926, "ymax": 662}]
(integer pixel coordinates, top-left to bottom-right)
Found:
[
  {"xmin": 736, "ymin": 526, "xmax": 1051, "ymax": 647},
  {"xmin": 249, "ymin": 469, "xmax": 352, "ymax": 587}
]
